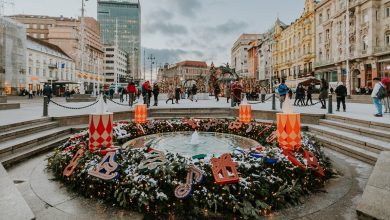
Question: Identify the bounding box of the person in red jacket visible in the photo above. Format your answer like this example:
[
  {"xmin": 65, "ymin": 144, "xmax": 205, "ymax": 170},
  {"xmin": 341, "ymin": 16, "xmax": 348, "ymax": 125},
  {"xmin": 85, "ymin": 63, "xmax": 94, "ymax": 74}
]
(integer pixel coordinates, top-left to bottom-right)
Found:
[{"xmin": 127, "ymin": 81, "xmax": 137, "ymax": 107}]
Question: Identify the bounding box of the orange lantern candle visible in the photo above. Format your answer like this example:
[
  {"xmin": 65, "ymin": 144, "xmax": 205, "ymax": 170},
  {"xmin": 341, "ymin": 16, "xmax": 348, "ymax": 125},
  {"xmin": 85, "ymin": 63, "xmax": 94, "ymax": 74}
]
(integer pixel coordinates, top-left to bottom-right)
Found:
[
  {"xmin": 276, "ymin": 113, "xmax": 301, "ymax": 151},
  {"xmin": 239, "ymin": 103, "xmax": 252, "ymax": 123},
  {"xmin": 134, "ymin": 103, "xmax": 147, "ymax": 124},
  {"xmin": 89, "ymin": 113, "xmax": 114, "ymax": 152}
]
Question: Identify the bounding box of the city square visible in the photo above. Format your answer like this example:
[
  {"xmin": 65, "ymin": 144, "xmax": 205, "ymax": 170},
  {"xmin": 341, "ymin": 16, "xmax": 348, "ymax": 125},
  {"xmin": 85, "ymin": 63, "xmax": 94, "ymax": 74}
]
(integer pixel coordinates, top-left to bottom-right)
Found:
[{"xmin": 1, "ymin": 0, "xmax": 390, "ymax": 220}]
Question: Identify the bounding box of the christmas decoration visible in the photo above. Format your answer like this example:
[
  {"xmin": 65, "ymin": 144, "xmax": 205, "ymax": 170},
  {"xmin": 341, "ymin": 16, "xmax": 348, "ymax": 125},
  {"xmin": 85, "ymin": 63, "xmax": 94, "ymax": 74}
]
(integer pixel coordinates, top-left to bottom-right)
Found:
[
  {"xmin": 304, "ymin": 150, "xmax": 325, "ymax": 177},
  {"xmin": 239, "ymin": 103, "xmax": 252, "ymax": 123},
  {"xmin": 228, "ymin": 121, "xmax": 243, "ymax": 130},
  {"xmin": 277, "ymin": 113, "xmax": 301, "ymax": 151},
  {"xmin": 134, "ymin": 103, "xmax": 147, "ymax": 124},
  {"xmin": 211, "ymin": 153, "xmax": 239, "ymax": 184},
  {"xmin": 63, "ymin": 148, "xmax": 85, "ymax": 177},
  {"xmin": 88, "ymin": 114, "xmax": 114, "ymax": 152},
  {"xmin": 88, "ymin": 151, "xmax": 119, "ymax": 180},
  {"xmin": 174, "ymin": 164, "xmax": 204, "ymax": 199},
  {"xmin": 138, "ymin": 150, "xmax": 167, "ymax": 171},
  {"xmin": 266, "ymin": 131, "xmax": 277, "ymax": 143}
]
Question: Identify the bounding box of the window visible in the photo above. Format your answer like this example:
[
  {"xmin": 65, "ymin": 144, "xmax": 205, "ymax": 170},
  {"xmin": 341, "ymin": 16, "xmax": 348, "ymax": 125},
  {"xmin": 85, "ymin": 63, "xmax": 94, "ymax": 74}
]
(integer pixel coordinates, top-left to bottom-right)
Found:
[
  {"xmin": 40, "ymin": 34, "xmax": 44, "ymax": 38},
  {"xmin": 363, "ymin": 35, "xmax": 368, "ymax": 51},
  {"xmin": 319, "ymin": 33, "xmax": 323, "ymax": 43},
  {"xmin": 326, "ymin": 29, "xmax": 330, "ymax": 40},
  {"xmin": 33, "ymin": 24, "xmax": 37, "ymax": 29},
  {"xmin": 363, "ymin": 9, "xmax": 369, "ymax": 24},
  {"xmin": 327, "ymin": 9, "xmax": 331, "ymax": 19},
  {"xmin": 319, "ymin": 13, "xmax": 323, "ymax": 24},
  {"xmin": 40, "ymin": 24, "xmax": 45, "ymax": 29},
  {"xmin": 386, "ymin": 32, "xmax": 390, "ymax": 46},
  {"xmin": 386, "ymin": 6, "xmax": 390, "ymax": 18}
]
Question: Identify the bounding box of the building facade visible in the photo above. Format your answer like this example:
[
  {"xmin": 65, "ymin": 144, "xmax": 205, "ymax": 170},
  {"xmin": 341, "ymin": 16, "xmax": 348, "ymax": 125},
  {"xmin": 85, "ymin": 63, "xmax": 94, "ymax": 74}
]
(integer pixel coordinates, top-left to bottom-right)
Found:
[
  {"xmin": 247, "ymin": 40, "xmax": 260, "ymax": 79},
  {"xmin": 98, "ymin": 0, "xmax": 141, "ymax": 80},
  {"xmin": 103, "ymin": 45, "xmax": 128, "ymax": 84},
  {"xmin": 0, "ymin": 17, "xmax": 26, "ymax": 95},
  {"xmin": 315, "ymin": 0, "xmax": 390, "ymax": 91},
  {"xmin": 272, "ymin": 0, "xmax": 316, "ymax": 87},
  {"xmin": 158, "ymin": 61, "xmax": 208, "ymax": 86},
  {"xmin": 26, "ymin": 36, "xmax": 75, "ymax": 94},
  {"xmin": 231, "ymin": 34, "xmax": 261, "ymax": 77},
  {"xmin": 9, "ymin": 15, "xmax": 104, "ymax": 94},
  {"xmin": 258, "ymin": 29, "xmax": 274, "ymax": 87}
]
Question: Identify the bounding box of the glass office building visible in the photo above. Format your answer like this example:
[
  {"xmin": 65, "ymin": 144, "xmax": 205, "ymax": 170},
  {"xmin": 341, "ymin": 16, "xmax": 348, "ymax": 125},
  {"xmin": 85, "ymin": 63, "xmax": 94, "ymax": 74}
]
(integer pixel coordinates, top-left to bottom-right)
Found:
[{"xmin": 98, "ymin": 0, "xmax": 141, "ymax": 80}]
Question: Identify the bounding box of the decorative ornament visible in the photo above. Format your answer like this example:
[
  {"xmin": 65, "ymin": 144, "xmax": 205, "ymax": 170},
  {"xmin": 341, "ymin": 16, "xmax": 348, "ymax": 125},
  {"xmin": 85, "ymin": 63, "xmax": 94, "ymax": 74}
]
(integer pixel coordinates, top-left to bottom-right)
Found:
[
  {"xmin": 182, "ymin": 118, "xmax": 198, "ymax": 129},
  {"xmin": 246, "ymin": 123, "xmax": 253, "ymax": 133},
  {"xmin": 88, "ymin": 113, "xmax": 114, "ymax": 153},
  {"xmin": 266, "ymin": 131, "xmax": 277, "ymax": 143},
  {"xmin": 147, "ymin": 121, "xmax": 155, "ymax": 129},
  {"xmin": 114, "ymin": 125, "xmax": 129, "ymax": 139},
  {"xmin": 304, "ymin": 150, "xmax": 325, "ymax": 177},
  {"xmin": 166, "ymin": 121, "xmax": 173, "ymax": 129},
  {"xmin": 282, "ymin": 149, "xmax": 304, "ymax": 168},
  {"xmin": 136, "ymin": 123, "xmax": 145, "ymax": 134},
  {"xmin": 174, "ymin": 164, "xmax": 204, "ymax": 199},
  {"xmin": 88, "ymin": 151, "xmax": 119, "ymax": 180},
  {"xmin": 63, "ymin": 148, "xmax": 86, "ymax": 177},
  {"xmin": 239, "ymin": 103, "xmax": 252, "ymax": 123},
  {"xmin": 211, "ymin": 153, "xmax": 239, "ymax": 184},
  {"xmin": 203, "ymin": 122, "xmax": 211, "ymax": 130},
  {"xmin": 277, "ymin": 113, "xmax": 301, "ymax": 151},
  {"xmin": 258, "ymin": 124, "xmax": 272, "ymax": 136},
  {"xmin": 138, "ymin": 150, "xmax": 167, "ymax": 171},
  {"xmin": 134, "ymin": 104, "xmax": 147, "ymax": 124},
  {"xmin": 228, "ymin": 121, "xmax": 243, "ymax": 130}
]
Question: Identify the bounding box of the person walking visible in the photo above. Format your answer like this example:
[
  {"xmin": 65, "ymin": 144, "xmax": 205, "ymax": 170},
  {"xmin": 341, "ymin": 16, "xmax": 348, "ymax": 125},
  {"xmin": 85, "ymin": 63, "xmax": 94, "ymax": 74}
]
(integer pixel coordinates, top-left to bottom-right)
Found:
[
  {"xmin": 142, "ymin": 81, "xmax": 151, "ymax": 107},
  {"xmin": 294, "ymin": 84, "xmax": 305, "ymax": 106},
  {"xmin": 233, "ymin": 81, "xmax": 243, "ymax": 106},
  {"xmin": 306, "ymin": 84, "xmax": 314, "ymax": 105},
  {"xmin": 166, "ymin": 84, "xmax": 175, "ymax": 104},
  {"xmin": 382, "ymin": 77, "xmax": 390, "ymax": 113},
  {"xmin": 152, "ymin": 82, "xmax": 160, "ymax": 106},
  {"xmin": 109, "ymin": 86, "xmax": 115, "ymax": 100},
  {"xmin": 191, "ymin": 84, "xmax": 198, "ymax": 102},
  {"xmin": 175, "ymin": 86, "xmax": 181, "ymax": 104},
  {"xmin": 319, "ymin": 78, "xmax": 329, "ymax": 109},
  {"xmin": 372, "ymin": 78, "xmax": 386, "ymax": 117},
  {"xmin": 28, "ymin": 89, "xmax": 33, "ymax": 99},
  {"xmin": 225, "ymin": 83, "xmax": 231, "ymax": 103},
  {"xmin": 43, "ymin": 84, "xmax": 52, "ymax": 103},
  {"xmin": 127, "ymin": 81, "xmax": 137, "ymax": 107},
  {"xmin": 260, "ymin": 86, "xmax": 267, "ymax": 103},
  {"xmin": 277, "ymin": 79, "xmax": 289, "ymax": 109},
  {"xmin": 335, "ymin": 82, "xmax": 347, "ymax": 112},
  {"xmin": 214, "ymin": 82, "xmax": 220, "ymax": 102}
]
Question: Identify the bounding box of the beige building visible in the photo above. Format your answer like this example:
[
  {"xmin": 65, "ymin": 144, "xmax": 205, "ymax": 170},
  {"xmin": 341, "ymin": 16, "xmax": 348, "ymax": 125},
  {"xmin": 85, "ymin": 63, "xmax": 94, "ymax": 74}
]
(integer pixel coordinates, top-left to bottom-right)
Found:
[
  {"xmin": 272, "ymin": 0, "xmax": 316, "ymax": 87},
  {"xmin": 231, "ymin": 34, "xmax": 261, "ymax": 77},
  {"xmin": 9, "ymin": 15, "xmax": 104, "ymax": 94},
  {"xmin": 158, "ymin": 61, "xmax": 208, "ymax": 86},
  {"xmin": 315, "ymin": 0, "xmax": 390, "ymax": 91}
]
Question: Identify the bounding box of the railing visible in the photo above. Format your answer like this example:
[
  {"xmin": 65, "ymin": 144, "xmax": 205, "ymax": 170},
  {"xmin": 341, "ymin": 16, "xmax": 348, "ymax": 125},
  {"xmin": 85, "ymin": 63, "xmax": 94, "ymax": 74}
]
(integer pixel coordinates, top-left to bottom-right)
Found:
[
  {"xmin": 48, "ymin": 63, "xmax": 57, "ymax": 69},
  {"xmin": 374, "ymin": 46, "xmax": 390, "ymax": 54},
  {"xmin": 314, "ymin": 59, "xmax": 335, "ymax": 67}
]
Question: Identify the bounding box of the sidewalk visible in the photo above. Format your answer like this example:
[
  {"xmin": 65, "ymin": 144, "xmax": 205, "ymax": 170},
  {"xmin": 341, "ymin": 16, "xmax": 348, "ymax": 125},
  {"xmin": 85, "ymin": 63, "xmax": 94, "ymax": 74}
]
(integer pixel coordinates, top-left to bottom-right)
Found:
[{"xmin": 1, "ymin": 96, "xmax": 389, "ymax": 126}]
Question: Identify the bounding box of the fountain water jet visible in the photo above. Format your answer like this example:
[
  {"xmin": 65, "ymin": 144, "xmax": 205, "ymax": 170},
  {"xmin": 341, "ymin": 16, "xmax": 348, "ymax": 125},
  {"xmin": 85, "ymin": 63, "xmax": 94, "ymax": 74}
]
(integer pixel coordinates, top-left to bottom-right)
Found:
[{"xmin": 189, "ymin": 131, "xmax": 201, "ymax": 145}]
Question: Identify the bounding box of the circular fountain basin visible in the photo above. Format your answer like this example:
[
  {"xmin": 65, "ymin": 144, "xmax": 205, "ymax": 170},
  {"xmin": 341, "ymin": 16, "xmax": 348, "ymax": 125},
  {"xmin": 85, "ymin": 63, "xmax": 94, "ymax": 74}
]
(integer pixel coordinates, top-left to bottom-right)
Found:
[{"xmin": 121, "ymin": 132, "xmax": 260, "ymax": 157}]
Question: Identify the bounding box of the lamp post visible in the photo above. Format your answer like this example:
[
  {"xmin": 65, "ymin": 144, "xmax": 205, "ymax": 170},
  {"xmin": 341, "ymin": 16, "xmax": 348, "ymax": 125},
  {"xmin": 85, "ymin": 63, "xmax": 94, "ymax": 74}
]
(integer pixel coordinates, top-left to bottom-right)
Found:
[
  {"xmin": 147, "ymin": 54, "xmax": 155, "ymax": 82},
  {"xmin": 345, "ymin": 0, "xmax": 351, "ymax": 96},
  {"xmin": 79, "ymin": 0, "xmax": 88, "ymax": 94}
]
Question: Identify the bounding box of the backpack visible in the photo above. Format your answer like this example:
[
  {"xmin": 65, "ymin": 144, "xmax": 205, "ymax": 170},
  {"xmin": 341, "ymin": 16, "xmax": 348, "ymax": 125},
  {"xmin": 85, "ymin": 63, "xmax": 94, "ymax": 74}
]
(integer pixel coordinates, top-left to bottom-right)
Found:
[{"xmin": 377, "ymin": 85, "xmax": 387, "ymax": 99}]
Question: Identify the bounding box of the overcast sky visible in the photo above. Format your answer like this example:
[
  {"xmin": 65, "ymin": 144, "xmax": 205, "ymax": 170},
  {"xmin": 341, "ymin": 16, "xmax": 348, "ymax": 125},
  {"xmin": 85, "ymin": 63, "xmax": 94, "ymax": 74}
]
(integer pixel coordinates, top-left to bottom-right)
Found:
[{"xmin": 6, "ymin": 0, "xmax": 305, "ymax": 68}]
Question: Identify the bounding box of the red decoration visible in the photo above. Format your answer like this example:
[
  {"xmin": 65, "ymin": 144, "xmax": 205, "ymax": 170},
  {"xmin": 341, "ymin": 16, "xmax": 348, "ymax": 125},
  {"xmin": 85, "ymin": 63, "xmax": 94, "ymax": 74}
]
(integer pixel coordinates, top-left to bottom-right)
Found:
[
  {"xmin": 228, "ymin": 121, "xmax": 243, "ymax": 130},
  {"xmin": 174, "ymin": 164, "xmax": 204, "ymax": 198},
  {"xmin": 182, "ymin": 118, "xmax": 198, "ymax": 129},
  {"xmin": 211, "ymin": 153, "xmax": 239, "ymax": 184},
  {"xmin": 89, "ymin": 113, "xmax": 114, "ymax": 153},
  {"xmin": 134, "ymin": 104, "xmax": 147, "ymax": 124},
  {"xmin": 63, "ymin": 148, "xmax": 86, "ymax": 177},
  {"xmin": 266, "ymin": 131, "xmax": 277, "ymax": 143},
  {"xmin": 282, "ymin": 149, "xmax": 304, "ymax": 169},
  {"xmin": 304, "ymin": 150, "xmax": 325, "ymax": 177},
  {"xmin": 277, "ymin": 113, "xmax": 301, "ymax": 151},
  {"xmin": 258, "ymin": 124, "xmax": 272, "ymax": 136}
]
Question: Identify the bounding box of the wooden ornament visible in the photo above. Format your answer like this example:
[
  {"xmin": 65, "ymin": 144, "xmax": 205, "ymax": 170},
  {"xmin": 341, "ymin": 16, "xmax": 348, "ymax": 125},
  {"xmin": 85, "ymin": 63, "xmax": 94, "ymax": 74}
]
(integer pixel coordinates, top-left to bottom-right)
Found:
[
  {"xmin": 63, "ymin": 148, "xmax": 86, "ymax": 177},
  {"xmin": 276, "ymin": 113, "xmax": 301, "ymax": 151},
  {"xmin": 211, "ymin": 153, "xmax": 239, "ymax": 184},
  {"xmin": 266, "ymin": 131, "xmax": 278, "ymax": 143},
  {"xmin": 174, "ymin": 164, "xmax": 204, "ymax": 199},
  {"xmin": 282, "ymin": 149, "xmax": 304, "ymax": 169},
  {"xmin": 228, "ymin": 121, "xmax": 243, "ymax": 130},
  {"xmin": 304, "ymin": 150, "xmax": 325, "ymax": 177},
  {"xmin": 138, "ymin": 150, "xmax": 167, "ymax": 171},
  {"xmin": 88, "ymin": 151, "xmax": 119, "ymax": 180}
]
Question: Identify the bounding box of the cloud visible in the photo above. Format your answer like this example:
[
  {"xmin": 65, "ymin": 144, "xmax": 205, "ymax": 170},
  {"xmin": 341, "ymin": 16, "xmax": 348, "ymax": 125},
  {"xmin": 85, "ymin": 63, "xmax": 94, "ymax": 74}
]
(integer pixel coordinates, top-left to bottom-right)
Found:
[
  {"xmin": 148, "ymin": 8, "xmax": 174, "ymax": 21},
  {"xmin": 215, "ymin": 20, "xmax": 248, "ymax": 34},
  {"xmin": 164, "ymin": 0, "xmax": 202, "ymax": 18},
  {"xmin": 142, "ymin": 47, "xmax": 205, "ymax": 65},
  {"xmin": 143, "ymin": 22, "xmax": 188, "ymax": 35}
]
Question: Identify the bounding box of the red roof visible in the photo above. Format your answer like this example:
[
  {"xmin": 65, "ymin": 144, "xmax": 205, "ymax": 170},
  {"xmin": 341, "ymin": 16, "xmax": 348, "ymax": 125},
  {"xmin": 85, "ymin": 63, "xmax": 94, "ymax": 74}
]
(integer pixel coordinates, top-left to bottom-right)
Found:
[{"xmin": 176, "ymin": 61, "xmax": 208, "ymax": 68}]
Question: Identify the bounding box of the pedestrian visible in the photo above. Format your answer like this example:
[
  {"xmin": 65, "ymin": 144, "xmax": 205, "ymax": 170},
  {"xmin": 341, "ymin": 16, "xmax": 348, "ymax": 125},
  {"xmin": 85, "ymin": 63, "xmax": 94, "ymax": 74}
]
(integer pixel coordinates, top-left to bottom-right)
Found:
[
  {"xmin": 191, "ymin": 84, "xmax": 198, "ymax": 102},
  {"xmin": 127, "ymin": 81, "xmax": 136, "ymax": 107},
  {"xmin": 109, "ymin": 86, "xmax": 114, "ymax": 100},
  {"xmin": 142, "ymin": 81, "xmax": 151, "ymax": 107},
  {"xmin": 319, "ymin": 78, "xmax": 329, "ymax": 109},
  {"xmin": 294, "ymin": 84, "xmax": 305, "ymax": 106},
  {"xmin": 166, "ymin": 84, "xmax": 175, "ymax": 104},
  {"xmin": 335, "ymin": 82, "xmax": 347, "ymax": 112},
  {"xmin": 372, "ymin": 77, "xmax": 386, "ymax": 117},
  {"xmin": 382, "ymin": 77, "xmax": 390, "ymax": 113},
  {"xmin": 230, "ymin": 82, "xmax": 237, "ymax": 106},
  {"xmin": 330, "ymin": 87, "xmax": 334, "ymax": 94},
  {"xmin": 43, "ymin": 84, "xmax": 52, "ymax": 103},
  {"xmin": 260, "ymin": 86, "xmax": 267, "ymax": 103},
  {"xmin": 119, "ymin": 87, "xmax": 124, "ymax": 103},
  {"xmin": 306, "ymin": 84, "xmax": 314, "ymax": 105},
  {"xmin": 233, "ymin": 81, "xmax": 243, "ymax": 106},
  {"xmin": 175, "ymin": 86, "xmax": 181, "ymax": 104},
  {"xmin": 225, "ymin": 83, "xmax": 231, "ymax": 103},
  {"xmin": 28, "ymin": 89, "xmax": 33, "ymax": 99},
  {"xmin": 214, "ymin": 82, "xmax": 220, "ymax": 102},
  {"xmin": 152, "ymin": 82, "xmax": 159, "ymax": 106},
  {"xmin": 277, "ymin": 79, "xmax": 289, "ymax": 109}
]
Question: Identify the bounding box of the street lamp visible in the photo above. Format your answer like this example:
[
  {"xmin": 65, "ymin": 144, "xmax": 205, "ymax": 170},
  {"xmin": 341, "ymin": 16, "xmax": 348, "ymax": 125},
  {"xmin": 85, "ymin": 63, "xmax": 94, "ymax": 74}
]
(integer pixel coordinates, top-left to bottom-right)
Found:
[
  {"xmin": 147, "ymin": 54, "xmax": 155, "ymax": 82},
  {"xmin": 79, "ymin": 0, "xmax": 88, "ymax": 94}
]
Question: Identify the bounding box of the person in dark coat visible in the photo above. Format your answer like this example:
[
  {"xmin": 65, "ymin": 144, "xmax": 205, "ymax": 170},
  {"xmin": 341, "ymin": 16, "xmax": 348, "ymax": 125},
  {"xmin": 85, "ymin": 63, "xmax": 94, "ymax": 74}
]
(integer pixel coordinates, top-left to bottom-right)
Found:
[
  {"xmin": 335, "ymin": 82, "xmax": 347, "ymax": 112},
  {"xmin": 214, "ymin": 82, "xmax": 220, "ymax": 102},
  {"xmin": 109, "ymin": 86, "xmax": 115, "ymax": 100},
  {"xmin": 306, "ymin": 84, "xmax": 314, "ymax": 105},
  {"xmin": 191, "ymin": 84, "xmax": 198, "ymax": 102},
  {"xmin": 319, "ymin": 78, "xmax": 329, "ymax": 109},
  {"xmin": 42, "ymin": 84, "xmax": 52, "ymax": 103},
  {"xmin": 152, "ymin": 83, "xmax": 159, "ymax": 106},
  {"xmin": 294, "ymin": 84, "xmax": 305, "ymax": 106},
  {"xmin": 175, "ymin": 86, "xmax": 181, "ymax": 104}
]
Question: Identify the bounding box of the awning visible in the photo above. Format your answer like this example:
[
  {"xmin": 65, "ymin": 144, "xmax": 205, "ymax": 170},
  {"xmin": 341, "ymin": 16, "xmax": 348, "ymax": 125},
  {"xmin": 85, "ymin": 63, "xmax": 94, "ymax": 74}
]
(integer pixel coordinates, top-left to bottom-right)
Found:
[{"xmin": 53, "ymin": 81, "xmax": 79, "ymax": 85}]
